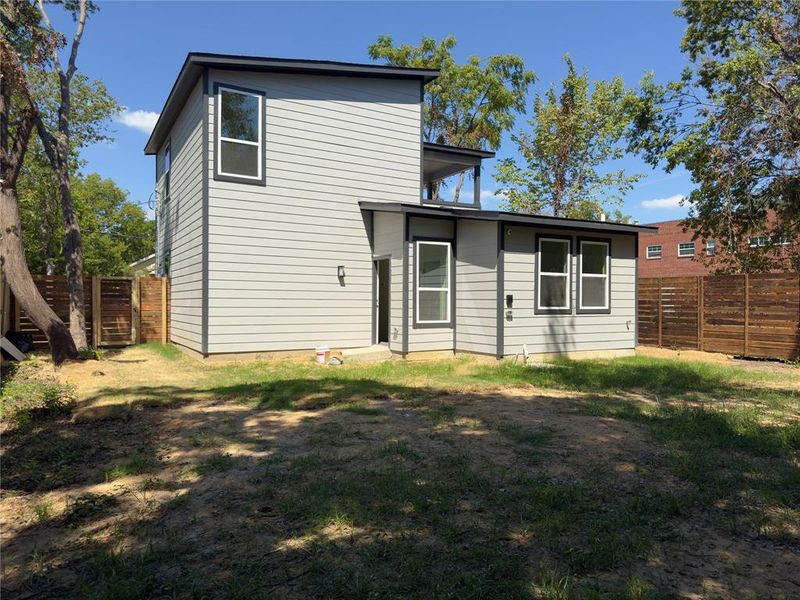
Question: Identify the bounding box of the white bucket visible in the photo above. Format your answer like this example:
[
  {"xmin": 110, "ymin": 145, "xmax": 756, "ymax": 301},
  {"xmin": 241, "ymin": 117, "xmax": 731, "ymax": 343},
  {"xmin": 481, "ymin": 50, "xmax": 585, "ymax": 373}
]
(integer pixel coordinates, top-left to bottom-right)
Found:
[{"xmin": 315, "ymin": 345, "xmax": 330, "ymax": 364}]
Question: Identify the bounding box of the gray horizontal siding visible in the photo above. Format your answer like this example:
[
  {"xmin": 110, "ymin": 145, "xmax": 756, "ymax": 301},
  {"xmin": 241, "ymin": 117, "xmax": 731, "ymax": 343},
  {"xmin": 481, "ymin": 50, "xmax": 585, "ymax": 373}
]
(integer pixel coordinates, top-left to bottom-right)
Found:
[
  {"xmin": 157, "ymin": 80, "xmax": 204, "ymax": 352},
  {"xmin": 503, "ymin": 227, "xmax": 636, "ymax": 357},
  {"xmin": 205, "ymin": 70, "xmax": 421, "ymax": 353},
  {"xmin": 455, "ymin": 220, "xmax": 498, "ymax": 355}
]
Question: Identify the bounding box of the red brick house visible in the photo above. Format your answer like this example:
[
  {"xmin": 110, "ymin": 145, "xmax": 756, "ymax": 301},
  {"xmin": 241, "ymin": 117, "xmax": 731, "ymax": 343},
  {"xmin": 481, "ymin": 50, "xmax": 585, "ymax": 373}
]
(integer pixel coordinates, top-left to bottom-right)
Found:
[{"xmin": 638, "ymin": 215, "xmax": 796, "ymax": 277}]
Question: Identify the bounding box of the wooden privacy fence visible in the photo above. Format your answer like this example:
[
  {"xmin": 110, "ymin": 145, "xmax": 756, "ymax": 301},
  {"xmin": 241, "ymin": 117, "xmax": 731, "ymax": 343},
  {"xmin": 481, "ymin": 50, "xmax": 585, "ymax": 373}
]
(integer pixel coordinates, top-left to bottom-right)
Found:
[
  {"xmin": 638, "ymin": 273, "xmax": 800, "ymax": 360},
  {"xmin": 2, "ymin": 275, "xmax": 169, "ymax": 350}
]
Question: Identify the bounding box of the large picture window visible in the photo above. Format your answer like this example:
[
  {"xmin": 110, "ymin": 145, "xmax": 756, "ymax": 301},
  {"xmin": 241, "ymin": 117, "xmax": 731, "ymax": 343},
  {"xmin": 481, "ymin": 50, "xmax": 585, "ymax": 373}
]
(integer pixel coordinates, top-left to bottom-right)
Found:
[
  {"xmin": 415, "ymin": 241, "xmax": 451, "ymax": 325},
  {"xmin": 216, "ymin": 85, "xmax": 264, "ymax": 182},
  {"xmin": 578, "ymin": 240, "xmax": 610, "ymax": 312},
  {"xmin": 537, "ymin": 237, "xmax": 571, "ymax": 312}
]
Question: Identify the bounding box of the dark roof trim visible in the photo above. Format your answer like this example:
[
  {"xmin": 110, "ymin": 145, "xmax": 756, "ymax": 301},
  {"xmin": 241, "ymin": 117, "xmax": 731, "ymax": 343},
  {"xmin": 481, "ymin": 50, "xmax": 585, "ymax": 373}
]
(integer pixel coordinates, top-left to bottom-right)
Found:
[
  {"xmin": 145, "ymin": 53, "xmax": 439, "ymax": 155},
  {"xmin": 359, "ymin": 201, "xmax": 658, "ymax": 234},
  {"xmin": 423, "ymin": 142, "xmax": 495, "ymax": 159}
]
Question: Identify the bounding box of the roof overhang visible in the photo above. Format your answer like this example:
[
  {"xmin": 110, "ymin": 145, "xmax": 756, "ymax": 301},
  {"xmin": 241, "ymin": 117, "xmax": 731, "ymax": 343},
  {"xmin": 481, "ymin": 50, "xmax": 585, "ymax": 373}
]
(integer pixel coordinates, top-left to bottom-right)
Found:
[
  {"xmin": 423, "ymin": 142, "xmax": 496, "ymax": 183},
  {"xmin": 144, "ymin": 53, "xmax": 440, "ymax": 155},
  {"xmin": 359, "ymin": 201, "xmax": 658, "ymax": 235}
]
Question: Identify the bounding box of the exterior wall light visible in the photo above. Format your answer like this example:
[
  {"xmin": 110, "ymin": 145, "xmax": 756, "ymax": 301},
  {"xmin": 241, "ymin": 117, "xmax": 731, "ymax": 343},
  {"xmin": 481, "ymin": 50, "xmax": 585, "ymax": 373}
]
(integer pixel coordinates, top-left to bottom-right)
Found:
[{"xmin": 337, "ymin": 265, "xmax": 346, "ymax": 278}]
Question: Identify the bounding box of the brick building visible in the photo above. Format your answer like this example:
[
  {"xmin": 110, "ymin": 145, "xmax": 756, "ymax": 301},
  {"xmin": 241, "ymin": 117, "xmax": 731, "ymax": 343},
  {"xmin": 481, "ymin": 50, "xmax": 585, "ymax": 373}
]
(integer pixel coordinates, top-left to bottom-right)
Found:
[
  {"xmin": 638, "ymin": 215, "xmax": 796, "ymax": 277},
  {"xmin": 637, "ymin": 219, "xmax": 714, "ymax": 277}
]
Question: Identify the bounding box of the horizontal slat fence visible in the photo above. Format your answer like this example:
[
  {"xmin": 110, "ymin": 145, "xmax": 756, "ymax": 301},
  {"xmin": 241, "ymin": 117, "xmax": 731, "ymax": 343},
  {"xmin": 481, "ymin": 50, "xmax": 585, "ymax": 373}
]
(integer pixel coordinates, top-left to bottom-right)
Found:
[
  {"xmin": 638, "ymin": 273, "xmax": 800, "ymax": 360},
  {"xmin": 4, "ymin": 275, "xmax": 169, "ymax": 350}
]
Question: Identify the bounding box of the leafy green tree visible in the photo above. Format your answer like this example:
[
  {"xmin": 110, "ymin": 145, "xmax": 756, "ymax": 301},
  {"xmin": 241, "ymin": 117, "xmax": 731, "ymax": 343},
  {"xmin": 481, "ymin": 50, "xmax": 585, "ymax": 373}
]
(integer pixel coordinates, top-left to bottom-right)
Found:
[
  {"xmin": 19, "ymin": 169, "xmax": 154, "ymax": 276},
  {"xmin": 495, "ymin": 56, "xmax": 640, "ymax": 220},
  {"xmin": 369, "ymin": 35, "xmax": 534, "ymax": 202},
  {"xmin": 628, "ymin": 0, "xmax": 799, "ymax": 273}
]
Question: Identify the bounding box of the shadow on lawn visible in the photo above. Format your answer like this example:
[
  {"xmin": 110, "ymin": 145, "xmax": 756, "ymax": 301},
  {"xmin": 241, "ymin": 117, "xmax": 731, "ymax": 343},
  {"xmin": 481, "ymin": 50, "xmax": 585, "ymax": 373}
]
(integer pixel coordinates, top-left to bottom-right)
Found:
[{"xmin": 2, "ymin": 372, "xmax": 799, "ymax": 599}]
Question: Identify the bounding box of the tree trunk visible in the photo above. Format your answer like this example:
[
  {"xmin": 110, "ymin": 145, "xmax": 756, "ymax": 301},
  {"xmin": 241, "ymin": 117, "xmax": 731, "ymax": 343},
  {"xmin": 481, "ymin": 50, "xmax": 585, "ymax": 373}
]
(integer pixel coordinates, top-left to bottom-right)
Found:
[
  {"xmin": 0, "ymin": 186, "xmax": 78, "ymax": 364},
  {"xmin": 57, "ymin": 168, "xmax": 88, "ymax": 350},
  {"xmin": 452, "ymin": 171, "xmax": 466, "ymax": 204}
]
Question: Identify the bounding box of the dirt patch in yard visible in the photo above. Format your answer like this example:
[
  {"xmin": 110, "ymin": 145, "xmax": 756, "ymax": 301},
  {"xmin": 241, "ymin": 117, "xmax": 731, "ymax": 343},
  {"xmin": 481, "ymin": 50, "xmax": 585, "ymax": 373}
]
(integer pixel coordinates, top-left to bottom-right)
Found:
[{"xmin": 1, "ymin": 348, "xmax": 798, "ymax": 599}]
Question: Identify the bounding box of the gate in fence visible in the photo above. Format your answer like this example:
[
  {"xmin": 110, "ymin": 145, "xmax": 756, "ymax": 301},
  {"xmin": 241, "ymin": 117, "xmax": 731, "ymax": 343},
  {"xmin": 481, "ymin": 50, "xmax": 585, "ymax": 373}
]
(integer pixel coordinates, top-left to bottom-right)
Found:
[
  {"xmin": 1, "ymin": 275, "xmax": 169, "ymax": 350},
  {"xmin": 638, "ymin": 273, "xmax": 800, "ymax": 361}
]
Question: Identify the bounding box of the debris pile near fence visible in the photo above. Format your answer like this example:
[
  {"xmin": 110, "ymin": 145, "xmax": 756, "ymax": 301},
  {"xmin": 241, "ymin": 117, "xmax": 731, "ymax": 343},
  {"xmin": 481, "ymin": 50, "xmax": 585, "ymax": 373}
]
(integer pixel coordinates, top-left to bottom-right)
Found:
[
  {"xmin": 1, "ymin": 275, "xmax": 169, "ymax": 350},
  {"xmin": 638, "ymin": 273, "xmax": 799, "ymax": 360}
]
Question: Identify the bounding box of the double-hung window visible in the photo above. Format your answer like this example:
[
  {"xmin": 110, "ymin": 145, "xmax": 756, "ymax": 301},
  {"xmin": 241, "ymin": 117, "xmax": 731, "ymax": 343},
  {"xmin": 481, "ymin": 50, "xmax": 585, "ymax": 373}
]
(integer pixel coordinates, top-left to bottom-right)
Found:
[
  {"xmin": 537, "ymin": 237, "xmax": 571, "ymax": 312},
  {"xmin": 646, "ymin": 245, "xmax": 662, "ymax": 259},
  {"xmin": 706, "ymin": 239, "xmax": 716, "ymax": 256},
  {"xmin": 216, "ymin": 85, "xmax": 264, "ymax": 182},
  {"xmin": 678, "ymin": 242, "xmax": 695, "ymax": 257},
  {"xmin": 578, "ymin": 240, "xmax": 610, "ymax": 312},
  {"xmin": 415, "ymin": 241, "xmax": 451, "ymax": 326}
]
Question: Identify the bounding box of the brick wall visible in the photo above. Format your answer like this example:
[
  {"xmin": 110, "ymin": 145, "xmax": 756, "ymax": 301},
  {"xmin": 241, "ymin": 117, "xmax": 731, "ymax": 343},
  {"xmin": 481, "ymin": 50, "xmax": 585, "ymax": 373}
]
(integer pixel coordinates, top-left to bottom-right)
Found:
[{"xmin": 638, "ymin": 220, "xmax": 713, "ymax": 278}]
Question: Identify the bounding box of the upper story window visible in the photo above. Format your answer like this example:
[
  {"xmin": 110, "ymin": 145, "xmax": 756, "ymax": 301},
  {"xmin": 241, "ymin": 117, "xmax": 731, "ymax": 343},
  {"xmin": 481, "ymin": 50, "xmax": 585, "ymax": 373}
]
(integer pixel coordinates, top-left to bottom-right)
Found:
[
  {"xmin": 678, "ymin": 242, "xmax": 695, "ymax": 257},
  {"xmin": 706, "ymin": 239, "xmax": 716, "ymax": 256},
  {"xmin": 415, "ymin": 241, "xmax": 451, "ymax": 326},
  {"xmin": 748, "ymin": 235, "xmax": 768, "ymax": 247},
  {"xmin": 646, "ymin": 245, "xmax": 662, "ymax": 259},
  {"xmin": 578, "ymin": 240, "xmax": 609, "ymax": 312},
  {"xmin": 537, "ymin": 237, "xmax": 571, "ymax": 312},
  {"xmin": 216, "ymin": 85, "xmax": 264, "ymax": 183},
  {"xmin": 162, "ymin": 143, "xmax": 171, "ymax": 203}
]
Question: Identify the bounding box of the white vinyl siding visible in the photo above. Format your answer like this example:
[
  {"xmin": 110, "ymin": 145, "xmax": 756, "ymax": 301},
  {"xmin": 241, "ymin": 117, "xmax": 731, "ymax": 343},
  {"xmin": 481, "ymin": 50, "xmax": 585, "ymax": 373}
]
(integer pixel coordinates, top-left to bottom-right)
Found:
[
  {"xmin": 156, "ymin": 80, "xmax": 204, "ymax": 352},
  {"xmin": 503, "ymin": 227, "xmax": 636, "ymax": 356},
  {"xmin": 205, "ymin": 70, "xmax": 421, "ymax": 353},
  {"xmin": 455, "ymin": 220, "xmax": 498, "ymax": 356}
]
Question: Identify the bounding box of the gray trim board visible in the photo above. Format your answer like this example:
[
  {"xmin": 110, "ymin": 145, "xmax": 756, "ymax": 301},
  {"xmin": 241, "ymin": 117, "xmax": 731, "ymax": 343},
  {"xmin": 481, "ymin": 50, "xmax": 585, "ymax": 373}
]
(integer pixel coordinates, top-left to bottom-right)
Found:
[
  {"xmin": 402, "ymin": 213, "xmax": 409, "ymax": 355},
  {"xmin": 372, "ymin": 254, "xmax": 392, "ymax": 345},
  {"xmin": 145, "ymin": 52, "xmax": 438, "ymax": 154},
  {"xmin": 496, "ymin": 222, "xmax": 505, "ymax": 359},
  {"xmin": 359, "ymin": 201, "xmax": 658, "ymax": 235},
  {"xmin": 575, "ymin": 237, "xmax": 612, "ymax": 315},
  {"xmin": 634, "ymin": 235, "xmax": 639, "ymax": 348},
  {"xmin": 423, "ymin": 142, "xmax": 495, "ymax": 159},
  {"xmin": 201, "ymin": 67, "xmax": 210, "ymax": 355},
  {"xmin": 534, "ymin": 234, "xmax": 573, "ymax": 316}
]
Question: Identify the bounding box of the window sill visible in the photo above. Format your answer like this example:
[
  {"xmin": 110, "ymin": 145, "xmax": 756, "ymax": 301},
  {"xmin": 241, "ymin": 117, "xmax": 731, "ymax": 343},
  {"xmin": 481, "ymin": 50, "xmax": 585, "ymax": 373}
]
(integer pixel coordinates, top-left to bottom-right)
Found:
[
  {"xmin": 576, "ymin": 307, "xmax": 611, "ymax": 315},
  {"xmin": 412, "ymin": 321, "xmax": 454, "ymax": 329},
  {"xmin": 213, "ymin": 173, "xmax": 266, "ymax": 186},
  {"xmin": 533, "ymin": 308, "xmax": 572, "ymax": 316}
]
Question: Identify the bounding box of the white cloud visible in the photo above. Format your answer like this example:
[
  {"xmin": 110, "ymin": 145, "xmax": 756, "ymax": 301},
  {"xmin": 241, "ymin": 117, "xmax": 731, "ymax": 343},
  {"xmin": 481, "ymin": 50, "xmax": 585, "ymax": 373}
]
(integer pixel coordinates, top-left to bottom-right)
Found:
[
  {"xmin": 117, "ymin": 109, "xmax": 160, "ymax": 134},
  {"xmin": 641, "ymin": 194, "xmax": 686, "ymax": 209}
]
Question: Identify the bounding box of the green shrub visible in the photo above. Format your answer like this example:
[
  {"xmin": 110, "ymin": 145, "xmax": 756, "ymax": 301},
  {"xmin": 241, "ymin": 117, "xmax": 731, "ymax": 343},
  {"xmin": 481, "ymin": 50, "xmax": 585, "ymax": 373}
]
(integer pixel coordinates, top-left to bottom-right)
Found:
[
  {"xmin": 0, "ymin": 365, "xmax": 75, "ymax": 431},
  {"xmin": 79, "ymin": 347, "xmax": 105, "ymax": 361}
]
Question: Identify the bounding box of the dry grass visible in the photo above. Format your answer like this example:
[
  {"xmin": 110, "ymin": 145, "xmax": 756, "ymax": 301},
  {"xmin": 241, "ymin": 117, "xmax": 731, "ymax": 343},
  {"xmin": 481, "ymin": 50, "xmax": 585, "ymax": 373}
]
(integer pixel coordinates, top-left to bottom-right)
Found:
[{"xmin": 1, "ymin": 345, "xmax": 798, "ymax": 599}]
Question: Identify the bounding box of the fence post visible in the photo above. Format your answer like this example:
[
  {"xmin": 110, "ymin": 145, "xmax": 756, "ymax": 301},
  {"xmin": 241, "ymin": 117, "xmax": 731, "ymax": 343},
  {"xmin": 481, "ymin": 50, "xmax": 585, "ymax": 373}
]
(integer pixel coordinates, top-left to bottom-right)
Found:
[
  {"xmin": 92, "ymin": 276, "xmax": 101, "ymax": 348},
  {"xmin": 657, "ymin": 277, "xmax": 663, "ymax": 347},
  {"xmin": 743, "ymin": 273, "xmax": 750, "ymax": 357},
  {"xmin": 161, "ymin": 277, "xmax": 168, "ymax": 344},
  {"xmin": 131, "ymin": 277, "xmax": 140, "ymax": 345}
]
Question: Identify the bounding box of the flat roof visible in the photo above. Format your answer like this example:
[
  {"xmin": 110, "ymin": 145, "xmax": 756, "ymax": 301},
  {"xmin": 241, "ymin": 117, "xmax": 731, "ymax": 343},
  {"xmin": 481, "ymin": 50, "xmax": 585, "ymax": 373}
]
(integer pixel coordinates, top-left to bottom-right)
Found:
[
  {"xmin": 359, "ymin": 201, "xmax": 658, "ymax": 234},
  {"xmin": 145, "ymin": 53, "xmax": 440, "ymax": 155}
]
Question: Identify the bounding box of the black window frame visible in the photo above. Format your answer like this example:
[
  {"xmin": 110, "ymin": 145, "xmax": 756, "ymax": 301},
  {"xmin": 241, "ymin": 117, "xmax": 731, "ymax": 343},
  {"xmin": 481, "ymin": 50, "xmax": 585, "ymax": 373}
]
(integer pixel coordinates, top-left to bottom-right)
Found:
[
  {"xmin": 412, "ymin": 236, "xmax": 455, "ymax": 329},
  {"xmin": 534, "ymin": 234, "xmax": 573, "ymax": 315},
  {"xmin": 576, "ymin": 237, "xmax": 612, "ymax": 315},
  {"xmin": 213, "ymin": 82, "xmax": 266, "ymax": 186}
]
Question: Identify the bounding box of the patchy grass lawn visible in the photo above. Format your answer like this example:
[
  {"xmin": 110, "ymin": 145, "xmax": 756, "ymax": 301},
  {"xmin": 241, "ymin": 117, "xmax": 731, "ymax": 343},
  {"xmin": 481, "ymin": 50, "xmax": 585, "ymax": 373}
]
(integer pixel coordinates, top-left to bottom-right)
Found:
[{"xmin": 1, "ymin": 345, "xmax": 799, "ymax": 599}]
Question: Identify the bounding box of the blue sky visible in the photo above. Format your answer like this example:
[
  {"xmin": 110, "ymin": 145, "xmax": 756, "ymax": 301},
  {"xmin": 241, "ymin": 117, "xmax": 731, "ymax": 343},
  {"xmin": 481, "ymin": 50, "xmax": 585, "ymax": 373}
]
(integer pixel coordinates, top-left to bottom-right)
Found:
[{"xmin": 58, "ymin": 1, "xmax": 692, "ymax": 223}]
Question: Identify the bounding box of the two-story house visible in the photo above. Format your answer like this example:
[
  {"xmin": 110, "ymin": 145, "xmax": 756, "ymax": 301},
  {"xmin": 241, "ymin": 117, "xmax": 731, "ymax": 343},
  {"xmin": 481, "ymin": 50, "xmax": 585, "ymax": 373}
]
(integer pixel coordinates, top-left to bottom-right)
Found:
[{"xmin": 145, "ymin": 53, "xmax": 654, "ymax": 360}]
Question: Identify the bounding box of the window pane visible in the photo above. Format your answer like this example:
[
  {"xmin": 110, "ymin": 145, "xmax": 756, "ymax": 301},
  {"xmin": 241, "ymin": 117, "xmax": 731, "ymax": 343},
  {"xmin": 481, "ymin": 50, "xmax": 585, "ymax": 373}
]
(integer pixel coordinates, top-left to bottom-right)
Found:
[
  {"xmin": 220, "ymin": 141, "xmax": 259, "ymax": 177},
  {"xmin": 582, "ymin": 243, "xmax": 607, "ymax": 274},
  {"xmin": 540, "ymin": 275, "xmax": 567, "ymax": 308},
  {"xmin": 419, "ymin": 244, "xmax": 448, "ymax": 288},
  {"xmin": 419, "ymin": 290, "xmax": 448, "ymax": 321},
  {"xmin": 540, "ymin": 240, "xmax": 568, "ymax": 273},
  {"xmin": 582, "ymin": 276, "xmax": 607, "ymax": 308},
  {"xmin": 221, "ymin": 90, "xmax": 259, "ymax": 142}
]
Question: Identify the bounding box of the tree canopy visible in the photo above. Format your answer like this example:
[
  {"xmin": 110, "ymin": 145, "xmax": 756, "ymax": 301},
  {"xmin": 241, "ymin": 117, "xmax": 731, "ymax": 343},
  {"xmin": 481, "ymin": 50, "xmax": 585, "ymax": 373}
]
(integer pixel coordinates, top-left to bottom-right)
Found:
[
  {"xmin": 627, "ymin": 0, "xmax": 800, "ymax": 272},
  {"xmin": 494, "ymin": 56, "xmax": 640, "ymax": 220},
  {"xmin": 368, "ymin": 35, "xmax": 534, "ymax": 201}
]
